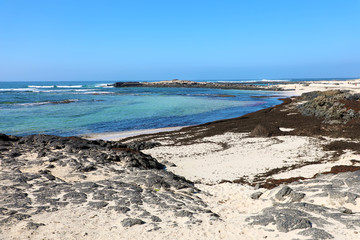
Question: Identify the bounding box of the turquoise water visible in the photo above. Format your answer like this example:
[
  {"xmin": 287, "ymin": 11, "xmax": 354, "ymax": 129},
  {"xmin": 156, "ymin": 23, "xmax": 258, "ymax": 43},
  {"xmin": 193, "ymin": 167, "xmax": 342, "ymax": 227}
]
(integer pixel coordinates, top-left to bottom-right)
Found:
[{"xmin": 0, "ymin": 81, "xmax": 284, "ymax": 136}]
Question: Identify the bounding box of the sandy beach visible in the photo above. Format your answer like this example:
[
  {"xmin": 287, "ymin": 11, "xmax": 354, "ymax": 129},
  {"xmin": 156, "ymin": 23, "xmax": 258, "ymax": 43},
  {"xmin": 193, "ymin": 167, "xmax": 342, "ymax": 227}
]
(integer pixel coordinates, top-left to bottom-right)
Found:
[
  {"xmin": 84, "ymin": 126, "xmax": 186, "ymax": 141},
  {"xmin": 2, "ymin": 0, "xmax": 360, "ymax": 238},
  {"xmin": 2, "ymin": 79, "xmax": 360, "ymax": 240}
]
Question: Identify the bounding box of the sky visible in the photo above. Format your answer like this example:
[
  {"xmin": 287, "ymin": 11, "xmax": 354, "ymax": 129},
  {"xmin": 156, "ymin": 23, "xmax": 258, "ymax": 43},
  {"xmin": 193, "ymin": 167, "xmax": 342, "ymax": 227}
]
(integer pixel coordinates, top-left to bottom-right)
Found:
[{"xmin": 0, "ymin": 0, "xmax": 359, "ymax": 81}]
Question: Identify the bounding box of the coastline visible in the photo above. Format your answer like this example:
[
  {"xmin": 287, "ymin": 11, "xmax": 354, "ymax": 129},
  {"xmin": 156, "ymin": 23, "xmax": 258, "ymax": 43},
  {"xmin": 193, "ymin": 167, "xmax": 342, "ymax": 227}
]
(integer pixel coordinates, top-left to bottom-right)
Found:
[
  {"xmin": 2, "ymin": 79, "xmax": 360, "ymax": 239},
  {"xmin": 112, "ymin": 78, "xmax": 360, "ymax": 92},
  {"xmin": 85, "ymin": 78, "xmax": 360, "ymax": 142},
  {"xmin": 83, "ymin": 126, "xmax": 187, "ymax": 141},
  {"xmin": 83, "ymin": 78, "xmax": 360, "ymax": 186}
]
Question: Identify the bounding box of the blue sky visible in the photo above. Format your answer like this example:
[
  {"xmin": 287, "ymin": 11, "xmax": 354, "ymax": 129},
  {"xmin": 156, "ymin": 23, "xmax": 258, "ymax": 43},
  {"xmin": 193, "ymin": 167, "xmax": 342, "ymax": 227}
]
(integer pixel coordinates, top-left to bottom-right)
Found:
[{"xmin": 0, "ymin": 0, "xmax": 359, "ymax": 81}]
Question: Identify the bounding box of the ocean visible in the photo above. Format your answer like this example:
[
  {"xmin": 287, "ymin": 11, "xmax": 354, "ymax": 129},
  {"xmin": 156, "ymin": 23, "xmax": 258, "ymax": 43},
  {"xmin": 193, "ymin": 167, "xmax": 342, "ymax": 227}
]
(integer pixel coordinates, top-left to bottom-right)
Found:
[{"xmin": 0, "ymin": 79, "xmax": 349, "ymax": 137}]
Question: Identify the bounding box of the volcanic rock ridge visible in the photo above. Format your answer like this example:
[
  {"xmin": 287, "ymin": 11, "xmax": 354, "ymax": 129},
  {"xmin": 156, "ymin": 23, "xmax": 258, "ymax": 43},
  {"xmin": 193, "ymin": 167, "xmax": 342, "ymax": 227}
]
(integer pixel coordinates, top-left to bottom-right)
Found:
[{"xmin": 0, "ymin": 134, "xmax": 218, "ymax": 234}]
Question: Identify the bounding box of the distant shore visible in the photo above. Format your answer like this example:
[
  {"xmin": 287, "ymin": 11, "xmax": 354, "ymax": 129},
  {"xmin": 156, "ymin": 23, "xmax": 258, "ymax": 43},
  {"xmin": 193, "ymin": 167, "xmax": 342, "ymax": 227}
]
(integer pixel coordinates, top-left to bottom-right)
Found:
[
  {"xmin": 112, "ymin": 78, "xmax": 360, "ymax": 92},
  {"xmin": 112, "ymin": 79, "xmax": 283, "ymax": 91}
]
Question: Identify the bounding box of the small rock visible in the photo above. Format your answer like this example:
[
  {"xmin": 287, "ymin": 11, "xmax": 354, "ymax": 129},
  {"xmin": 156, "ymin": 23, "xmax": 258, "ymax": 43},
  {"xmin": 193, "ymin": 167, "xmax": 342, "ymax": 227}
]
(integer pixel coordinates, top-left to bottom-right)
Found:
[
  {"xmin": 107, "ymin": 206, "xmax": 130, "ymax": 213},
  {"xmin": 339, "ymin": 207, "xmax": 352, "ymax": 214},
  {"xmin": 276, "ymin": 215, "xmax": 312, "ymax": 232},
  {"xmin": 175, "ymin": 210, "xmax": 194, "ymax": 218},
  {"xmin": 44, "ymin": 174, "xmax": 56, "ymax": 181},
  {"xmin": 210, "ymin": 213, "xmax": 221, "ymax": 221},
  {"xmin": 87, "ymin": 201, "xmax": 109, "ymax": 209},
  {"xmin": 289, "ymin": 191, "xmax": 305, "ymax": 202},
  {"xmin": 298, "ymin": 228, "xmax": 334, "ymax": 239},
  {"xmin": 121, "ymin": 218, "xmax": 145, "ymax": 227},
  {"xmin": 37, "ymin": 149, "xmax": 47, "ymax": 158},
  {"xmin": 150, "ymin": 216, "xmax": 162, "ymax": 222},
  {"xmin": 27, "ymin": 222, "xmax": 45, "ymax": 230},
  {"xmin": 251, "ymin": 192, "xmax": 263, "ymax": 200},
  {"xmin": 250, "ymin": 124, "xmax": 279, "ymax": 137},
  {"xmin": 275, "ymin": 186, "xmax": 293, "ymax": 201}
]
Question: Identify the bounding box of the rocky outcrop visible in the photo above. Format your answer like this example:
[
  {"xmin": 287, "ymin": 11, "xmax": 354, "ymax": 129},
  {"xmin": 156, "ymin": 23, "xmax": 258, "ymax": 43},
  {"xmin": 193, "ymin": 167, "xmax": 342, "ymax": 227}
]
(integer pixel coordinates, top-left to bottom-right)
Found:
[
  {"xmin": 0, "ymin": 134, "xmax": 217, "ymax": 233},
  {"xmin": 297, "ymin": 90, "xmax": 360, "ymax": 124},
  {"xmin": 249, "ymin": 124, "xmax": 280, "ymax": 137},
  {"xmin": 112, "ymin": 80, "xmax": 282, "ymax": 91},
  {"xmin": 247, "ymin": 170, "xmax": 360, "ymax": 238},
  {"xmin": 113, "ymin": 82, "xmax": 145, "ymax": 87}
]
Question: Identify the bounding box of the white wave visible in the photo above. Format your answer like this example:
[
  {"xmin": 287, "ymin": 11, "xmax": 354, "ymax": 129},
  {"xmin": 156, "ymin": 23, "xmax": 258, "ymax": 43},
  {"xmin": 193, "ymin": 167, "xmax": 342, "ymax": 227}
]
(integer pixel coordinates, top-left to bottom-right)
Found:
[
  {"xmin": 28, "ymin": 85, "xmax": 55, "ymax": 88},
  {"xmin": 0, "ymin": 88, "xmax": 35, "ymax": 92},
  {"xmin": 217, "ymin": 80, "xmax": 261, "ymax": 83},
  {"xmin": 217, "ymin": 81, "xmax": 245, "ymax": 83},
  {"xmin": 260, "ymin": 79, "xmax": 290, "ymax": 82},
  {"xmin": 18, "ymin": 102, "xmax": 52, "ymax": 106},
  {"xmin": 17, "ymin": 99, "xmax": 79, "ymax": 106},
  {"xmin": 95, "ymin": 83, "xmax": 114, "ymax": 88},
  {"xmin": 82, "ymin": 91, "xmax": 113, "ymax": 95},
  {"xmin": 217, "ymin": 79, "xmax": 290, "ymax": 83},
  {"xmin": 32, "ymin": 89, "xmax": 69, "ymax": 93},
  {"xmin": 75, "ymin": 89, "xmax": 91, "ymax": 92},
  {"xmin": 56, "ymin": 85, "xmax": 83, "ymax": 88}
]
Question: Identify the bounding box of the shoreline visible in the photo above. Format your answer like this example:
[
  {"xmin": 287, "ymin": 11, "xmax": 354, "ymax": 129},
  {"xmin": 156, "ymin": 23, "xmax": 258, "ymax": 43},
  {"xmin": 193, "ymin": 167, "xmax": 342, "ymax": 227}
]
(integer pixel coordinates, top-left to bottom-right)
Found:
[
  {"xmin": 112, "ymin": 78, "xmax": 360, "ymax": 92},
  {"xmin": 83, "ymin": 126, "xmax": 187, "ymax": 141},
  {"xmin": 85, "ymin": 78, "xmax": 360, "ymax": 142},
  {"xmin": 2, "ymin": 79, "xmax": 360, "ymax": 239}
]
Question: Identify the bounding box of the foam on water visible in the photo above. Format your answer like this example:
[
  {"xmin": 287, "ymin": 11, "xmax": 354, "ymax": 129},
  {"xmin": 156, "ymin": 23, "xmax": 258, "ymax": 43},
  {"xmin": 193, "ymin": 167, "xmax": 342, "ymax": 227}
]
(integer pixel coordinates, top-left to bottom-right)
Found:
[
  {"xmin": 0, "ymin": 88, "xmax": 35, "ymax": 92},
  {"xmin": 56, "ymin": 85, "xmax": 83, "ymax": 88},
  {"xmin": 218, "ymin": 79, "xmax": 290, "ymax": 83},
  {"xmin": 81, "ymin": 91, "xmax": 113, "ymax": 95},
  {"xmin": 95, "ymin": 83, "xmax": 114, "ymax": 88},
  {"xmin": 28, "ymin": 85, "xmax": 55, "ymax": 88}
]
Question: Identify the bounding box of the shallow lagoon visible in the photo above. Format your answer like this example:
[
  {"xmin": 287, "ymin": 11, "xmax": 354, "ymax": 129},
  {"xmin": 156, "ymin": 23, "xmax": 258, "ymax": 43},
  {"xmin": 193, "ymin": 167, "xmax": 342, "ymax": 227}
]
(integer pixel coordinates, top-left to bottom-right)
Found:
[{"xmin": 0, "ymin": 81, "xmax": 282, "ymax": 136}]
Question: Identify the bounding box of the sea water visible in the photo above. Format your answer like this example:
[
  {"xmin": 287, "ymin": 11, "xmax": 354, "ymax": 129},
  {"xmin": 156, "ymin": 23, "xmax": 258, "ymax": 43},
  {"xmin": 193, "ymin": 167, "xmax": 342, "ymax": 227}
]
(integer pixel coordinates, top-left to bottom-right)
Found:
[{"xmin": 0, "ymin": 80, "xmax": 288, "ymax": 136}]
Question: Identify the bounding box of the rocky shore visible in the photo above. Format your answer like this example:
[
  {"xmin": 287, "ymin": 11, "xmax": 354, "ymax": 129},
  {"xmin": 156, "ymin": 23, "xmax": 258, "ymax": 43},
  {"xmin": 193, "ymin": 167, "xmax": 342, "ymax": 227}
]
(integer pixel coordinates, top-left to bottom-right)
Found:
[
  {"xmin": 113, "ymin": 79, "xmax": 282, "ymax": 91},
  {"xmin": 0, "ymin": 134, "xmax": 219, "ymax": 239},
  {"xmin": 2, "ymin": 90, "xmax": 360, "ymax": 239}
]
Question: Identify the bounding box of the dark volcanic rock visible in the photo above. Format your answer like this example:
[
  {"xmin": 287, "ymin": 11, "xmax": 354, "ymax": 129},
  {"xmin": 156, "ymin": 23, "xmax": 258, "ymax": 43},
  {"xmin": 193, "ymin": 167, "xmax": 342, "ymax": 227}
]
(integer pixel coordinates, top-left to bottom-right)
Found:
[
  {"xmin": 248, "ymin": 207, "xmax": 312, "ymax": 232},
  {"xmin": 250, "ymin": 192, "xmax": 263, "ymax": 200},
  {"xmin": 114, "ymin": 82, "xmax": 144, "ymax": 87},
  {"xmin": 87, "ymin": 201, "xmax": 109, "ymax": 209},
  {"xmin": 150, "ymin": 215, "xmax": 162, "ymax": 222},
  {"xmin": 26, "ymin": 222, "xmax": 45, "ymax": 230},
  {"xmin": 298, "ymin": 228, "xmax": 334, "ymax": 239},
  {"xmin": 249, "ymin": 124, "xmax": 280, "ymax": 137},
  {"xmin": 0, "ymin": 132, "xmax": 215, "ymax": 233},
  {"xmin": 275, "ymin": 186, "xmax": 305, "ymax": 202},
  {"xmin": 121, "ymin": 218, "xmax": 145, "ymax": 227},
  {"xmin": 275, "ymin": 186, "xmax": 293, "ymax": 200},
  {"xmin": 113, "ymin": 80, "xmax": 280, "ymax": 91},
  {"xmin": 297, "ymin": 90, "xmax": 360, "ymax": 124},
  {"xmin": 126, "ymin": 141, "xmax": 161, "ymax": 150},
  {"xmin": 63, "ymin": 192, "xmax": 87, "ymax": 203},
  {"xmin": 248, "ymin": 171, "xmax": 360, "ymax": 238},
  {"xmin": 175, "ymin": 210, "xmax": 194, "ymax": 218},
  {"xmin": 108, "ymin": 206, "xmax": 131, "ymax": 213}
]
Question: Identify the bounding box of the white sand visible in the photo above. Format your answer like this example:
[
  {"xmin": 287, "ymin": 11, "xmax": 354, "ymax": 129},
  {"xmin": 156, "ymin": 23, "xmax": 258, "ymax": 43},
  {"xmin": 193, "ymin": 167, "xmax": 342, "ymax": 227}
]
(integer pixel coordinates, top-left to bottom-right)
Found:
[
  {"xmin": 83, "ymin": 126, "xmax": 186, "ymax": 141},
  {"xmin": 6, "ymin": 182, "xmax": 360, "ymax": 240},
  {"xmin": 143, "ymin": 133, "xmax": 332, "ymax": 184},
  {"xmin": 277, "ymin": 78, "xmax": 360, "ymax": 96}
]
